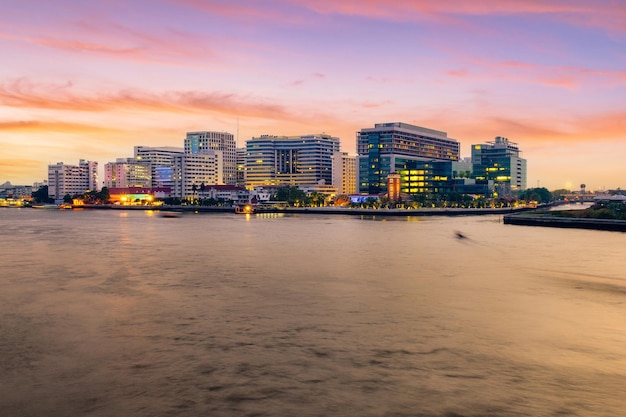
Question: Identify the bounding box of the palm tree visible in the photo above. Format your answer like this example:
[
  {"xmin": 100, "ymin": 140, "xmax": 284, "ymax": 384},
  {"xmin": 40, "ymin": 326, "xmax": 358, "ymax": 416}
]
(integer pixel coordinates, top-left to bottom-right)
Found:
[{"xmin": 191, "ymin": 183, "xmax": 198, "ymax": 204}]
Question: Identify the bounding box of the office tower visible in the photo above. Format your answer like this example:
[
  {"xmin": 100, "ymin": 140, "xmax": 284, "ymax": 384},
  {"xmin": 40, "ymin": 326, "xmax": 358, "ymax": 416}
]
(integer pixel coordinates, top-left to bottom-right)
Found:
[
  {"xmin": 104, "ymin": 158, "xmax": 151, "ymax": 189},
  {"xmin": 332, "ymin": 151, "xmax": 357, "ymax": 195},
  {"xmin": 471, "ymin": 136, "xmax": 527, "ymax": 193},
  {"xmin": 357, "ymin": 122, "xmax": 460, "ymax": 195},
  {"xmin": 245, "ymin": 134, "xmax": 340, "ymax": 189},
  {"xmin": 134, "ymin": 146, "xmax": 184, "ymax": 189},
  {"xmin": 236, "ymin": 147, "xmax": 246, "ymax": 187},
  {"xmin": 185, "ymin": 131, "xmax": 236, "ymax": 185},
  {"xmin": 47, "ymin": 159, "xmax": 98, "ymax": 199}
]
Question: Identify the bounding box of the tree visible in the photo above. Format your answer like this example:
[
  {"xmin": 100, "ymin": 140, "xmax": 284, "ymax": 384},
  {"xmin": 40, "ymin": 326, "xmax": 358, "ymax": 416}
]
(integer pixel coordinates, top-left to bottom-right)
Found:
[
  {"xmin": 273, "ymin": 185, "xmax": 308, "ymax": 206},
  {"xmin": 308, "ymin": 191, "xmax": 327, "ymax": 207},
  {"xmin": 63, "ymin": 194, "xmax": 72, "ymax": 204},
  {"xmin": 98, "ymin": 187, "xmax": 110, "ymax": 204},
  {"xmin": 519, "ymin": 187, "xmax": 553, "ymax": 204},
  {"xmin": 32, "ymin": 186, "xmax": 52, "ymax": 204}
]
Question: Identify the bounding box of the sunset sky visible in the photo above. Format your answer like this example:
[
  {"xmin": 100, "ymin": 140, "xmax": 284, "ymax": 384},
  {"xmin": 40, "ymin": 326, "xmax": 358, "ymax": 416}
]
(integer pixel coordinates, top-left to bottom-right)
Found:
[{"xmin": 1, "ymin": 0, "xmax": 625, "ymax": 191}]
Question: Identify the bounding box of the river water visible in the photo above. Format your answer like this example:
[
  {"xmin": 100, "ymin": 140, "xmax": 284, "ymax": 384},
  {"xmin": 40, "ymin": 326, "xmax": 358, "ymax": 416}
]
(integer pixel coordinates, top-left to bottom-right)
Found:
[{"xmin": 1, "ymin": 208, "xmax": 625, "ymax": 417}]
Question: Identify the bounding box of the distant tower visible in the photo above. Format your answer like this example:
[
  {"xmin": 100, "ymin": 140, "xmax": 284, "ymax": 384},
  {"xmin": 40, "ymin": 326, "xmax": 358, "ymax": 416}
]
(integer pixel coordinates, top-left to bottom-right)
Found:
[{"xmin": 580, "ymin": 184, "xmax": 586, "ymax": 194}]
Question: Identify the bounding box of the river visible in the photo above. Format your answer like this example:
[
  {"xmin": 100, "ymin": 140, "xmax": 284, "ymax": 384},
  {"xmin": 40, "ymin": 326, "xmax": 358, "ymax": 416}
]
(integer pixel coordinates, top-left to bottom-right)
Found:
[{"xmin": 1, "ymin": 208, "xmax": 625, "ymax": 416}]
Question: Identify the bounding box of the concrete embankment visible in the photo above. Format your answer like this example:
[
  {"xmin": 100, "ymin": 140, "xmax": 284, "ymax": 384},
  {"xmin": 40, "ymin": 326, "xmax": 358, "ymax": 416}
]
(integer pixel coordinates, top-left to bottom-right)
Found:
[
  {"xmin": 77, "ymin": 204, "xmax": 233, "ymax": 213},
  {"xmin": 277, "ymin": 206, "xmax": 536, "ymax": 216},
  {"xmin": 74, "ymin": 204, "xmax": 537, "ymax": 216},
  {"xmin": 503, "ymin": 214, "xmax": 626, "ymax": 232}
]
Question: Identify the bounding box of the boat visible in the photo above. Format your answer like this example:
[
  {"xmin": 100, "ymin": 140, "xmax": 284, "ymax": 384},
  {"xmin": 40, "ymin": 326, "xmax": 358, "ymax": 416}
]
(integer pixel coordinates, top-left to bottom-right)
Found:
[
  {"xmin": 159, "ymin": 210, "xmax": 183, "ymax": 218},
  {"xmin": 32, "ymin": 204, "xmax": 60, "ymax": 209}
]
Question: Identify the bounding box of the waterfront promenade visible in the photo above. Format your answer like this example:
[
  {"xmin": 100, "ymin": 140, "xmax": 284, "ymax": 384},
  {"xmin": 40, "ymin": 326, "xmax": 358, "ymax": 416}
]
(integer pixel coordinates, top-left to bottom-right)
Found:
[{"xmin": 75, "ymin": 204, "xmax": 537, "ymax": 217}]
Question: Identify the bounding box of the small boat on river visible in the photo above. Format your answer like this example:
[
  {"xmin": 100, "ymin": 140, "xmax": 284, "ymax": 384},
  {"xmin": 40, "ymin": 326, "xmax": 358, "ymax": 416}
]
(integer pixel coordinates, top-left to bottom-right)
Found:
[
  {"xmin": 159, "ymin": 210, "xmax": 183, "ymax": 218},
  {"xmin": 32, "ymin": 204, "xmax": 60, "ymax": 209}
]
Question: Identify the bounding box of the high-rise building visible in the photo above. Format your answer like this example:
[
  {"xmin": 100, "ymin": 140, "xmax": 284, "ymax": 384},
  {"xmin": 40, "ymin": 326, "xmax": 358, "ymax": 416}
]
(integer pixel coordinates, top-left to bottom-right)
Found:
[
  {"xmin": 471, "ymin": 136, "xmax": 527, "ymax": 194},
  {"xmin": 357, "ymin": 122, "xmax": 460, "ymax": 195},
  {"xmin": 245, "ymin": 134, "xmax": 340, "ymax": 189},
  {"xmin": 173, "ymin": 152, "xmax": 223, "ymax": 198},
  {"xmin": 47, "ymin": 159, "xmax": 98, "ymax": 200},
  {"xmin": 332, "ymin": 152, "xmax": 357, "ymax": 195},
  {"xmin": 134, "ymin": 146, "xmax": 184, "ymax": 189},
  {"xmin": 236, "ymin": 147, "xmax": 246, "ymax": 187},
  {"xmin": 185, "ymin": 131, "xmax": 236, "ymax": 185},
  {"xmin": 104, "ymin": 158, "xmax": 151, "ymax": 189}
]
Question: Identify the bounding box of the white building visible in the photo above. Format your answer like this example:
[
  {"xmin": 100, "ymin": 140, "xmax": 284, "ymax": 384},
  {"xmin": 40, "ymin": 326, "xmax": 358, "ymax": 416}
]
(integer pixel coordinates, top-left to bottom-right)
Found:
[
  {"xmin": 134, "ymin": 146, "xmax": 184, "ymax": 189},
  {"xmin": 104, "ymin": 158, "xmax": 151, "ymax": 189},
  {"xmin": 185, "ymin": 131, "xmax": 236, "ymax": 185},
  {"xmin": 173, "ymin": 152, "xmax": 223, "ymax": 198},
  {"xmin": 332, "ymin": 151, "xmax": 357, "ymax": 195},
  {"xmin": 48, "ymin": 159, "xmax": 98, "ymax": 199}
]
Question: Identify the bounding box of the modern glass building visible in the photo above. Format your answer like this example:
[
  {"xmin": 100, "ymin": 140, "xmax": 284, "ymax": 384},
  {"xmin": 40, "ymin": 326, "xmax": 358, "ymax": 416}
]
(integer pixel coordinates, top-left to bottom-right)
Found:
[
  {"xmin": 471, "ymin": 136, "xmax": 527, "ymax": 194},
  {"xmin": 245, "ymin": 134, "xmax": 340, "ymax": 189},
  {"xmin": 357, "ymin": 122, "xmax": 460, "ymax": 195}
]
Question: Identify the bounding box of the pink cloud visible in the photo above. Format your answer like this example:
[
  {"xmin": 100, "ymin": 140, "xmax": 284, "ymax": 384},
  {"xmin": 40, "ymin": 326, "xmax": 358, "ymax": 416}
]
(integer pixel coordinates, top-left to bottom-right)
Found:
[
  {"xmin": 0, "ymin": 13, "xmax": 218, "ymax": 66},
  {"xmin": 446, "ymin": 69, "xmax": 470, "ymax": 78},
  {"xmin": 441, "ymin": 55, "xmax": 626, "ymax": 89},
  {"xmin": 289, "ymin": 0, "xmax": 625, "ymax": 33},
  {"xmin": 0, "ymin": 78, "xmax": 345, "ymax": 123}
]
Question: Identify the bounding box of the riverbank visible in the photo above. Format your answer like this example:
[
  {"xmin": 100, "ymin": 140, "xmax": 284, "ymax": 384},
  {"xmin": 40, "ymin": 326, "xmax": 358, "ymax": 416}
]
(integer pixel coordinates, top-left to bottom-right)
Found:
[
  {"xmin": 503, "ymin": 212, "xmax": 626, "ymax": 232},
  {"xmin": 73, "ymin": 204, "xmax": 538, "ymax": 216}
]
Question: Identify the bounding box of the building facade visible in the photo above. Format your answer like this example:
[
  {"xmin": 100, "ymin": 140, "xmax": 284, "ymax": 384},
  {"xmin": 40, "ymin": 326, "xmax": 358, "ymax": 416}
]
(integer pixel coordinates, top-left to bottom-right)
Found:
[
  {"xmin": 471, "ymin": 136, "xmax": 527, "ymax": 195},
  {"xmin": 134, "ymin": 146, "xmax": 184, "ymax": 190},
  {"xmin": 357, "ymin": 122, "xmax": 460, "ymax": 195},
  {"xmin": 236, "ymin": 147, "xmax": 246, "ymax": 187},
  {"xmin": 173, "ymin": 152, "xmax": 223, "ymax": 198},
  {"xmin": 332, "ymin": 152, "xmax": 357, "ymax": 195},
  {"xmin": 185, "ymin": 131, "xmax": 236, "ymax": 185},
  {"xmin": 103, "ymin": 158, "xmax": 151, "ymax": 189},
  {"xmin": 245, "ymin": 134, "xmax": 341, "ymax": 189},
  {"xmin": 48, "ymin": 159, "xmax": 98, "ymax": 200}
]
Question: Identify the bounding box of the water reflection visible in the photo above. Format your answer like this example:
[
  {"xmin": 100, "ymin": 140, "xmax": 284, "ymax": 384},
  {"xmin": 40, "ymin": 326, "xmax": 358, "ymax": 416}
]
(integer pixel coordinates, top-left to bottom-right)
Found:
[{"xmin": 1, "ymin": 209, "xmax": 625, "ymax": 417}]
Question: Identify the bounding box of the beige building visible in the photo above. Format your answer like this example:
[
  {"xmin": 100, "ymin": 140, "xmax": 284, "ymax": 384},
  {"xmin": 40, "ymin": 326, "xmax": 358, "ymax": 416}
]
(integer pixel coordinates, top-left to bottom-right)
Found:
[
  {"xmin": 332, "ymin": 151, "xmax": 357, "ymax": 195},
  {"xmin": 104, "ymin": 158, "xmax": 151, "ymax": 189},
  {"xmin": 48, "ymin": 159, "xmax": 98, "ymax": 199}
]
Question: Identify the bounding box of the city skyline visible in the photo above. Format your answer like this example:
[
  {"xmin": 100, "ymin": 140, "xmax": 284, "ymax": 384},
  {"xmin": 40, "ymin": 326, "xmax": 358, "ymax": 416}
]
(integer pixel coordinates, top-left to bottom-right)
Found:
[{"xmin": 2, "ymin": 1, "xmax": 626, "ymax": 191}]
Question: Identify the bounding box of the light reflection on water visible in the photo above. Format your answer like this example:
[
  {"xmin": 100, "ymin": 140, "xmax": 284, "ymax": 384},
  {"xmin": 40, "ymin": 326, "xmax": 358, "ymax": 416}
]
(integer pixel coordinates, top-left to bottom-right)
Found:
[{"xmin": 1, "ymin": 208, "xmax": 625, "ymax": 417}]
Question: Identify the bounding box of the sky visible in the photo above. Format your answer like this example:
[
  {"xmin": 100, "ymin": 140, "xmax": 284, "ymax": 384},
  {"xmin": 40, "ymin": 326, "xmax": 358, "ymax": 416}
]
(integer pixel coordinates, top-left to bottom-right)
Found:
[{"xmin": 1, "ymin": 0, "xmax": 626, "ymax": 191}]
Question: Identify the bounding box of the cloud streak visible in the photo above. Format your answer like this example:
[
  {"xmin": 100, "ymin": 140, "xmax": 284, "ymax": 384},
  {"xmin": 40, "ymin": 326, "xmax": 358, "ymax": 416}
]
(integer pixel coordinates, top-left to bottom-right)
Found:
[{"xmin": 0, "ymin": 79, "xmax": 294, "ymax": 120}]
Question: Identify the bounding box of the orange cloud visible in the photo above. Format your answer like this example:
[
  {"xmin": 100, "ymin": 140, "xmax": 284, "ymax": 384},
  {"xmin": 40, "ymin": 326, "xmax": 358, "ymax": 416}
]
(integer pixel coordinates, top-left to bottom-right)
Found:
[{"xmin": 0, "ymin": 120, "xmax": 126, "ymax": 134}]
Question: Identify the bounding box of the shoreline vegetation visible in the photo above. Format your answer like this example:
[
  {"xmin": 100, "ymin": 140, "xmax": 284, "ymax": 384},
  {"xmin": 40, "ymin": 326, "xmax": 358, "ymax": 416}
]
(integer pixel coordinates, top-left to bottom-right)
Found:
[{"xmin": 504, "ymin": 202, "xmax": 626, "ymax": 232}]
